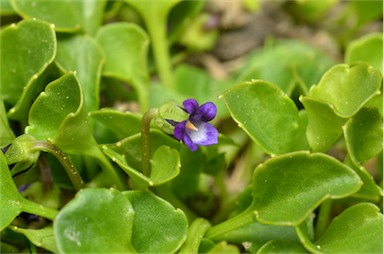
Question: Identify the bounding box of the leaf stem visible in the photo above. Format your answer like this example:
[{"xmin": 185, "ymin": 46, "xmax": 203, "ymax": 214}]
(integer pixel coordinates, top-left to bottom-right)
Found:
[
  {"xmin": 314, "ymin": 199, "xmax": 332, "ymax": 239},
  {"xmin": 34, "ymin": 141, "xmax": 85, "ymax": 190},
  {"xmin": 21, "ymin": 197, "xmax": 58, "ymax": 220},
  {"xmin": 146, "ymin": 15, "xmax": 173, "ymax": 89},
  {"xmin": 179, "ymin": 218, "xmax": 211, "ymax": 254},
  {"xmin": 141, "ymin": 108, "xmax": 159, "ymax": 177},
  {"xmin": 204, "ymin": 206, "xmax": 255, "ymax": 241}
]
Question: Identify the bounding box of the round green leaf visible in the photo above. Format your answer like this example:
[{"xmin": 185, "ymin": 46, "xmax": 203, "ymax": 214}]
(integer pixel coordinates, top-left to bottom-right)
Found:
[
  {"xmin": 252, "ymin": 152, "xmax": 362, "ymax": 225},
  {"xmin": 309, "ymin": 63, "xmax": 382, "ymax": 117},
  {"xmin": 0, "ymin": 19, "xmax": 56, "ymax": 106},
  {"xmin": 10, "ymin": 0, "xmax": 106, "ymax": 34},
  {"xmin": 54, "ymin": 188, "xmax": 136, "ymax": 253},
  {"xmin": 345, "ymin": 33, "xmax": 383, "ymax": 70},
  {"xmin": 56, "ymin": 35, "xmax": 104, "ymax": 111},
  {"xmin": 343, "ymin": 107, "xmax": 383, "ymax": 166},
  {"xmin": 300, "ymin": 96, "xmax": 347, "ymax": 152},
  {"xmin": 315, "ymin": 203, "xmax": 383, "ymax": 253},
  {"xmin": 220, "ymin": 80, "xmax": 302, "ymax": 155},
  {"xmin": 123, "ymin": 190, "xmax": 188, "ymax": 254},
  {"xmin": 96, "ymin": 23, "xmax": 150, "ymax": 111}
]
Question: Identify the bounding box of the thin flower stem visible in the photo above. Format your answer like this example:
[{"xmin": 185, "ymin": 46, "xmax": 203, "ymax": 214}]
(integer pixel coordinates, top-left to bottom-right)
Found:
[
  {"xmin": 34, "ymin": 141, "xmax": 85, "ymax": 190},
  {"xmin": 141, "ymin": 108, "xmax": 159, "ymax": 177},
  {"xmin": 314, "ymin": 199, "xmax": 333, "ymax": 239}
]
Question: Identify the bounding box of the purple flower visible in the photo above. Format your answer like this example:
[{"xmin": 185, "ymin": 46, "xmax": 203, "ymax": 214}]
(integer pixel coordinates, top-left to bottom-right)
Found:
[{"xmin": 174, "ymin": 99, "xmax": 218, "ymax": 151}]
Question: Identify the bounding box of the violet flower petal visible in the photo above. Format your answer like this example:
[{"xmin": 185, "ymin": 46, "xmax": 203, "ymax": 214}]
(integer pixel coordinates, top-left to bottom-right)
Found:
[
  {"xmin": 195, "ymin": 102, "xmax": 217, "ymax": 122},
  {"xmin": 174, "ymin": 121, "xmax": 186, "ymax": 140},
  {"xmin": 183, "ymin": 132, "xmax": 198, "ymax": 151},
  {"xmin": 183, "ymin": 98, "xmax": 199, "ymax": 114}
]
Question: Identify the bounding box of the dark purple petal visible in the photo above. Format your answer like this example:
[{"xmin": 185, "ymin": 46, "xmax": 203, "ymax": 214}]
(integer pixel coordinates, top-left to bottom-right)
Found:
[
  {"xmin": 174, "ymin": 121, "xmax": 186, "ymax": 140},
  {"xmin": 196, "ymin": 102, "xmax": 217, "ymax": 122},
  {"xmin": 187, "ymin": 122, "xmax": 218, "ymax": 146},
  {"xmin": 183, "ymin": 99, "xmax": 199, "ymax": 114}
]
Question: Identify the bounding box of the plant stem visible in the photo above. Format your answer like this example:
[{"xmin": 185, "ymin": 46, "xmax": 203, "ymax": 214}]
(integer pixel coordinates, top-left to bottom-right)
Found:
[
  {"xmin": 314, "ymin": 199, "xmax": 333, "ymax": 239},
  {"xmin": 146, "ymin": 15, "xmax": 173, "ymax": 89},
  {"xmin": 141, "ymin": 108, "xmax": 159, "ymax": 177},
  {"xmin": 21, "ymin": 197, "xmax": 58, "ymax": 220},
  {"xmin": 179, "ymin": 218, "xmax": 211, "ymax": 254},
  {"xmin": 34, "ymin": 141, "xmax": 85, "ymax": 191},
  {"xmin": 204, "ymin": 207, "xmax": 255, "ymax": 241}
]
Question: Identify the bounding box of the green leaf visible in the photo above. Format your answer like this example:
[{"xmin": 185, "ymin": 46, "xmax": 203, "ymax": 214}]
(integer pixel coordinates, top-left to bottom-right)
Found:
[
  {"xmin": 309, "ymin": 63, "xmax": 382, "ymax": 117},
  {"xmin": 237, "ymin": 40, "xmax": 335, "ymax": 95},
  {"xmin": 89, "ymin": 108, "xmax": 141, "ymax": 139},
  {"xmin": 26, "ymin": 73, "xmax": 97, "ymax": 154},
  {"xmin": 343, "ymin": 107, "xmax": 383, "ymax": 166},
  {"xmin": 0, "ymin": 99, "xmax": 15, "ymax": 146},
  {"xmin": 0, "ymin": 19, "xmax": 56, "ymax": 106},
  {"xmin": 123, "ymin": 190, "xmax": 188, "ymax": 253},
  {"xmin": 220, "ymin": 80, "xmax": 303, "ymax": 155},
  {"xmin": 12, "ymin": 226, "xmax": 58, "ymax": 253},
  {"xmin": 345, "ymin": 33, "xmax": 383, "ymax": 71},
  {"xmin": 257, "ymin": 240, "xmax": 308, "ymax": 254},
  {"xmin": 0, "ymin": 152, "xmax": 23, "ymax": 231},
  {"xmin": 150, "ymin": 145, "xmax": 180, "ymax": 185},
  {"xmin": 54, "ymin": 188, "xmax": 136, "ymax": 253},
  {"xmin": 315, "ymin": 203, "xmax": 383, "ymax": 253},
  {"xmin": 7, "ymin": 63, "xmax": 61, "ymax": 124},
  {"xmin": 0, "ymin": 152, "xmax": 58, "ymax": 231},
  {"xmin": 252, "ymin": 152, "xmax": 362, "ymax": 225},
  {"xmin": 300, "ymin": 96, "xmax": 347, "ymax": 152},
  {"xmin": 96, "ymin": 23, "xmax": 150, "ymax": 112},
  {"xmin": 102, "ymin": 144, "xmax": 180, "ymax": 187},
  {"xmin": 56, "ymin": 35, "xmax": 104, "ymax": 111},
  {"xmin": 10, "ymin": 0, "xmax": 106, "ymax": 35}
]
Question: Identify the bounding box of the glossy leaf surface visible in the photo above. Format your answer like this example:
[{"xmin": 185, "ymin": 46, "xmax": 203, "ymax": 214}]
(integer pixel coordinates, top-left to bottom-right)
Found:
[
  {"xmin": 56, "ymin": 35, "xmax": 104, "ymax": 111},
  {"xmin": 10, "ymin": 0, "xmax": 106, "ymax": 34},
  {"xmin": 221, "ymin": 80, "xmax": 302, "ymax": 155},
  {"xmin": 252, "ymin": 152, "xmax": 362, "ymax": 225},
  {"xmin": 300, "ymin": 96, "xmax": 346, "ymax": 152},
  {"xmin": 309, "ymin": 63, "xmax": 382, "ymax": 117},
  {"xmin": 0, "ymin": 19, "xmax": 56, "ymax": 106},
  {"xmin": 257, "ymin": 240, "xmax": 308, "ymax": 254},
  {"xmin": 123, "ymin": 190, "xmax": 188, "ymax": 253},
  {"xmin": 343, "ymin": 107, "xmax": 383, "ymax": 166},
  {"xmin": 54, "ymin": 188, "xmax": 136, "ymax": 253},
  {"xmin": 315, "ymin": 203, "xmax": 383, "ymax": 253}
]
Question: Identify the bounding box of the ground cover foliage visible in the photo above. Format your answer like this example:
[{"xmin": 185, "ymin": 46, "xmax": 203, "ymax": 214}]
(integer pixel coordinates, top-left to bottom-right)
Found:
[{"xmin": 0, "ymin": 0, "xmax": 383, "ymax": 253}]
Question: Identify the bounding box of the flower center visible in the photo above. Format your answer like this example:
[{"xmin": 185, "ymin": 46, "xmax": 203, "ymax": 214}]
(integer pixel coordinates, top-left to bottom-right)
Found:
[{"xmin": 185, "ymin": 120, "xmax": 198, "ymax": 131}]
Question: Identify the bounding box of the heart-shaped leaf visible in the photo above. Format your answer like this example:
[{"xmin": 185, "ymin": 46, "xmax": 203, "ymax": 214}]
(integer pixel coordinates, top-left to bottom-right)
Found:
[
  {"xmin": 314, "ymin": 203, "xmax": 383, "ymax": 253},
  {"xmin": 220, "ymin": 80, "xmax": 303, "ymax": 155},
  {"xmin": 54, "ymin": 188, "xmax": 136, "ymax": 253},
  {"xmin": 300, "ymin": 96, "xmax": 347, "ymax": 152},
  {"xmin": 96, "ymin": 23, "xmax": 150, "ymax": 111},
  {"xmin": 343, "ymin": 107, "xmax": 383, "ymax": 166},
  {"xmin": 26, "ymin": 73, "xmax": 97, "ymax": 154},
  {"xmin": 345, "ymin": 33, "xmax": 383, "ymax": 70},
  {"xmin": 56, "ymin": 35, "xmax": 104, "ymax": 111},
  {"xmin": 252, "ymin": 152, "xmax": 362, "ymax": 225},
  {"xmin": 0, "ymin": 19, "xmax": 56, "ymax": 106},
  {"xmin": 123, "ymin": 190, "xmax": 188, "ymax": 253},
  {"xmin": 309, "ymin": 63, "xmax": 382, "ymax": 117},
  {"xmin": 10, "ymin": 0, "xmax": 106, "ymax": 35}
]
